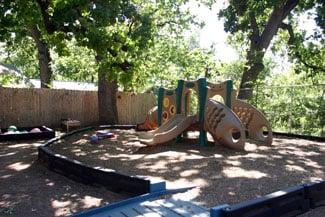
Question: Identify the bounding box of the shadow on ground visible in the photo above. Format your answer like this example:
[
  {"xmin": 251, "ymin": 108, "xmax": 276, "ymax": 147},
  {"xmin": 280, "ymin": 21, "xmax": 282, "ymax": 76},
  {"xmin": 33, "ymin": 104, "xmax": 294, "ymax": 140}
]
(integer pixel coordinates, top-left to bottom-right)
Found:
[
  {"xmin": 0, "ymin": 140, "xmax": 128, "ymax": 217},
  {"xmin": 50, "ymin": 129, "xmax": 325, "ymax": 217}
]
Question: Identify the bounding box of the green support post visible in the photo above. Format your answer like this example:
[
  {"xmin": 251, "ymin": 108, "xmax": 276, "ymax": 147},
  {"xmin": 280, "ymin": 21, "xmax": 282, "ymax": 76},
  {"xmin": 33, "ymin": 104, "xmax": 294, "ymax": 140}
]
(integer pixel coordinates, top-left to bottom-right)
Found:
[
  {"xmin": 176, "ymin": 80, "xmax": 185, "ymax": 142},
  {"xmin": 198, "ymin": 78, "xmax": 207, "ymax": 146},
  {"xmin": 225, "ymin": 80, "xmax": 233, "ymax": 108},
  {"xmin": 157, "ymin": 87, "xmax": 165, "ymax": 126},
  {"xmin": 176, "ymin": 80, "xmax": 185, "ymax": 114}
]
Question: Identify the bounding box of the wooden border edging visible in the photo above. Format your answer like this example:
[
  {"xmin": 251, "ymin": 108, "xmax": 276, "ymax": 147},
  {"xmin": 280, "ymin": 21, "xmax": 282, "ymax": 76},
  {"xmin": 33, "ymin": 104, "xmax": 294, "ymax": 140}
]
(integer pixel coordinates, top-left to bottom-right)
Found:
[
  {"xmin": 210, "ymin": 180, "xmax": 325, "ymax": 217},
  {"xmin": 72, "ymin": 187, "xmax": 195, "ymax": 217},
  {"xmin": 272, "ymin": 132, "xmax": 325, "ymax": 142},
  {"xmin": 38, "ymin": 126, "xmax": 163, "ymax": 196}
]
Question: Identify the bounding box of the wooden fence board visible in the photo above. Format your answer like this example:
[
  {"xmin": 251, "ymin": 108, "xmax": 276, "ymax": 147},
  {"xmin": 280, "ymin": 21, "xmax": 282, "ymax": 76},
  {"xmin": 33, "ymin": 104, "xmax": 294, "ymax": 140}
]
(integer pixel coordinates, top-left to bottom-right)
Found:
[{"xmin": 0, "ymin": 87, "xmax": 156, "ymax": 128}]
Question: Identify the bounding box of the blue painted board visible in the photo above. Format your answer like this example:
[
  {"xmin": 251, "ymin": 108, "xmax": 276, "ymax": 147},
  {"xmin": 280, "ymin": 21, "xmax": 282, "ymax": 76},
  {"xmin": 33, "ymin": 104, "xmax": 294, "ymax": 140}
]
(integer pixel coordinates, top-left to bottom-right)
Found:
[{"xmin": 74, "ymin": 197, "xmax": 209, "ymax": 217}]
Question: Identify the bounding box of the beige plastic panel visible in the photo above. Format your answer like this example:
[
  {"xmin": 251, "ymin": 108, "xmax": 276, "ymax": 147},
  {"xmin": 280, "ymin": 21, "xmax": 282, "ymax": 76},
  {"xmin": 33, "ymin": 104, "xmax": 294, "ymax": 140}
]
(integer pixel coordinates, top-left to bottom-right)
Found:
[
  {"xmin": 206, "ymin": 81, "xmax": 228, "ymax": 101},
  {"xmin": 136, "ymin": 106, "xmax": 158, "ymax": 131},
  {"xmin": 161, "ymin": 90, "xmax": 177, "ymax": 124},
  {"xmin": 232, "ymin": 99, "xmax": 273, "ymax": 145},
  {"xmin": 205, "ymin": 99, "xmax": 246, "ymax": 150},
  {"xmin": 181, "ymin": 80, "xmax": 199, "ymax": 115},
  {"xmin": 139, "ymin": 114, "xmax": 196, "ymax": 145},
  {"xmin": 207, "ymin": 82, "xmax": 235, "ymax": 101}
]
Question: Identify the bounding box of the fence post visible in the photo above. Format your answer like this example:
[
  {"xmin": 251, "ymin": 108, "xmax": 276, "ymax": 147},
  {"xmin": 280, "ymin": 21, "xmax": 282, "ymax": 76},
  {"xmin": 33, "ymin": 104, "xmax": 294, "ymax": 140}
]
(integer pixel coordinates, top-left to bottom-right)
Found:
[
  {"xmin": 288, "ymin": 87, "xmax": 292, "ymax": 134},
  {"xmin": 255, "ymin": 83, "xmax": 259, "ymax": 107},
  {"xmin": 320, "ymin": 89, "xmax": 324, "ymax": 137}
]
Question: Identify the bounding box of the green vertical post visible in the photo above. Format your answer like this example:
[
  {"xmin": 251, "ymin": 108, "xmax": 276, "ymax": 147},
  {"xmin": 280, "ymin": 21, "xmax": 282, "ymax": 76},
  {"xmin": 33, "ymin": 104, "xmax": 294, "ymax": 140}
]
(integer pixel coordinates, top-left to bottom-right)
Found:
[
  {"xmin": 225, "ymin": 80, "xmax": 233, "ymax": 108},
  {"xmin": 176, "ymin": 80, "xmax": 185, "ymax": 142},
  {"xmin": 176, "ymin": 80, "xmax": 185, "ymax": 114},
  {"xmin": 198, "ymin": 78, "xmax": 207, "ymax": 146},
  {"xmin": 157, "ymin": 87, "xmax": 165, "ymax": 126}
]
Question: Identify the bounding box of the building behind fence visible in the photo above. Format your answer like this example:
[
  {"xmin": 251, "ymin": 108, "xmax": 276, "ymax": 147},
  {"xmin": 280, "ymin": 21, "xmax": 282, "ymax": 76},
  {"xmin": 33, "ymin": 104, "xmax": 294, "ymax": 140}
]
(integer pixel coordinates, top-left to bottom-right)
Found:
[{"xmin": 0, "ymin": 87, "xmax": 156, "ymax": 128}]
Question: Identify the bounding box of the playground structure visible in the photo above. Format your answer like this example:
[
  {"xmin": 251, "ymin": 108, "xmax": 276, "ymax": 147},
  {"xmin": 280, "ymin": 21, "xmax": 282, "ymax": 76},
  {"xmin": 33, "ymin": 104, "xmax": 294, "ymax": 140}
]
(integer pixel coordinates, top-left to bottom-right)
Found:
[
  {"xmin": 137, "ymin": 78, "xmax": 272, "ymax": 150},
  {"xmin": 33, "ymin": 78, "xmax": 323, "ymax": 216}
]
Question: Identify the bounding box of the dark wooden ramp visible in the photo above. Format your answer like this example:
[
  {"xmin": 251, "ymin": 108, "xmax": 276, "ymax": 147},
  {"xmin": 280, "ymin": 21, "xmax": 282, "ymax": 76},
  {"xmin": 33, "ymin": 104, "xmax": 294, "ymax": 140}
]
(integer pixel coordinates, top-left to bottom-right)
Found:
[{"xmin": 76, "ymin": 198, "xmax": 209, "ymax": 217}]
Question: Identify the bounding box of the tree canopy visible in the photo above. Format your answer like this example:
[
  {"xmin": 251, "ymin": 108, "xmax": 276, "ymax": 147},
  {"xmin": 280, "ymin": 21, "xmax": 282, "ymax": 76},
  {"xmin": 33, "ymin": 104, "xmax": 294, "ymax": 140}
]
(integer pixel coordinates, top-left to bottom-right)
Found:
[
  {"xmin": 219, "ymin": 0, "xmax": 325, "ymax": 99},
  {"xmin": 0, "ymin": 0, "xmax": 323, "ymax": 132}
]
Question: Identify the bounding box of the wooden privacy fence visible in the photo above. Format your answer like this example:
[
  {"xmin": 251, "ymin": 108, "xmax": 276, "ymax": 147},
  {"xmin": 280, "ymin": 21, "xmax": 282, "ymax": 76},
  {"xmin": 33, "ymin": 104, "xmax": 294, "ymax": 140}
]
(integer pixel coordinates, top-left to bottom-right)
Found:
[
  {"xmin": 0, "ymin": 87, "xmax": 156, "ymax": 128},
  {"xmin": 116, "ymin": 92, "xmax": 156, "ymax": 124}
]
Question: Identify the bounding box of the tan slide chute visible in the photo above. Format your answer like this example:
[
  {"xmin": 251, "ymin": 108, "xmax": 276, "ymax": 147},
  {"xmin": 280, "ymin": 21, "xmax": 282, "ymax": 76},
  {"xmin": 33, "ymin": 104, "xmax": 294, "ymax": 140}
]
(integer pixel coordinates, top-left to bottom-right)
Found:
[
  {"xmin": 136, "ymin": 106, "xmax": 158, "ymax": 131},
  {"xmin": 139, "ymin": 114, "xmax": 196, "ymax": 146}
]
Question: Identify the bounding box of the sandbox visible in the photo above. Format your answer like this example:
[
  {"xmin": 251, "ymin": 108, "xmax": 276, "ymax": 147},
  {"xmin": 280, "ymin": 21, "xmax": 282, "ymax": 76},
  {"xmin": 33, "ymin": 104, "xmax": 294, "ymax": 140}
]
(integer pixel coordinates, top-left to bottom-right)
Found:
[{"xmin": 46, "ymin": 128, "xmax": 325, "ymax": 208}]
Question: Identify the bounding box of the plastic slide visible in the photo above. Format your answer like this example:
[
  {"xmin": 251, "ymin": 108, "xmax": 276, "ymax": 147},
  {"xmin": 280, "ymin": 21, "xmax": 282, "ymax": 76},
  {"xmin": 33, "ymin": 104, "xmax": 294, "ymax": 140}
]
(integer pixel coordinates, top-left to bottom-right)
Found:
[
  {"xmin": 139, "ymin": 114, "xmax": 196, "ymax": 145},
  {"xmin": 205, "ymin": 99, "xmax": 246, "ymax": 150},
  {"xmin": 136, "ymin": 106, "xmax": 158, "ymax": 131}
]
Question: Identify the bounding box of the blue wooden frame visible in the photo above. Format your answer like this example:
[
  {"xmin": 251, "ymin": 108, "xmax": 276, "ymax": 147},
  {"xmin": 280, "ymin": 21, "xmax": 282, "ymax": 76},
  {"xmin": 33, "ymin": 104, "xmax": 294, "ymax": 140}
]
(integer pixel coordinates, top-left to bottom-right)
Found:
[{"xmin": 72, "ymin": 186, "xmax": 195, "ymax": 217}]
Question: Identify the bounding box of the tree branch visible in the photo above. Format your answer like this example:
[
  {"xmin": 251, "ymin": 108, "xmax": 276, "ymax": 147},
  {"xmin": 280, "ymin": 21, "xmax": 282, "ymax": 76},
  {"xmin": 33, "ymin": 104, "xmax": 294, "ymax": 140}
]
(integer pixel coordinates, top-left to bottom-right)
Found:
[
  {"xmin": 249, "ymin": 11, "xmax": 260, "ymax": 46},
  {"xmin": 282, "ymin": 0, "xmax": 299, "ymax": 19},
  {"xmin": 280, "ymin": 22, "xmax": 325, "ymax": 73},
  {"xmin": 259, "ymin": 0, "xmax": 298, "ymax": 50},
  {"xmin": 157, "ymin": 20, "xmax": 178, "ymax": 27},
  {"xmin": 35, "ymin": 0, "xmax": 56, "ymax": 34},
  {"xmin": 279, "ymin": 22, "xmax": 295, "ymax": 44}
]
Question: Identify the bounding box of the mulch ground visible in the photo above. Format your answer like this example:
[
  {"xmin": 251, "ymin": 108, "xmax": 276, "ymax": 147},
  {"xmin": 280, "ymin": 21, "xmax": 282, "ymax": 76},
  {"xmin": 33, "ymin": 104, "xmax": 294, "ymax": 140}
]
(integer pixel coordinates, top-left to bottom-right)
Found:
[
  {"xmin": 49, "ymin": 129, "xmax": 325, "ymax": 216},
  {"xmin": 0, "ymin": 139, "xmax": 129, "ymax": 217},
  {"xmin": 1, "ymin": 129, "xmax": 324, "ymax": 217}
]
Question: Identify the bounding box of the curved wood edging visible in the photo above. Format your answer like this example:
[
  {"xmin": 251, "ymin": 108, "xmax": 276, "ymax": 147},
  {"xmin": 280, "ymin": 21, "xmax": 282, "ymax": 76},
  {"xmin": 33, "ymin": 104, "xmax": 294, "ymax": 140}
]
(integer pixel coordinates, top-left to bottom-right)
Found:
[
  {"xmin": 38, "ymin": 125, "xmax": 153, "ymax": 196},
  {"xmin": 272, "ymin": 132, "xmax": 325, "ymax": 142}
]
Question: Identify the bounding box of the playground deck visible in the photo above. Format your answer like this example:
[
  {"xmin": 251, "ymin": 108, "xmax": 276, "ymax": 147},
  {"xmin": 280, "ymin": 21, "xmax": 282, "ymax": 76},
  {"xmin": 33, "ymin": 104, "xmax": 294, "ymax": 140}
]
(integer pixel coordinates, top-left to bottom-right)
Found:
[{"xmin": 75, "ymin": 198, "xmax": 210, "ymax": 217}]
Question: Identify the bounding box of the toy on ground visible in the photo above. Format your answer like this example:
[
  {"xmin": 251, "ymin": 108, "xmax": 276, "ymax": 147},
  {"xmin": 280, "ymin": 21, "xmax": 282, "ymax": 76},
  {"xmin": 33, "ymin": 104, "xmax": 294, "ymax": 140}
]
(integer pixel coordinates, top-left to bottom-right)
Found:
[
  {"xmin": 30, "ymin": 128, "xmax": 41, "ymax": 133},
  {"xmin": 8, "ymin": 125, "xmax": 17, "ymax": 132},
  {"xmin": 90, "ymin": 135, "xmax": 99, "ymax": 144},
  {"xmin": 0, "ymin": 126, "xmax": 55, "ymax": 141},
  {"xmin": 137, "ymin": 78, "xmax": 272, "ymax": 150},
  {"xmin": 96, "ymin": 130, "xmax": 115, "ymax": 138},
  {"xmin": 90, "ymin": 130, "xmax": 115, "ymax": 144}
]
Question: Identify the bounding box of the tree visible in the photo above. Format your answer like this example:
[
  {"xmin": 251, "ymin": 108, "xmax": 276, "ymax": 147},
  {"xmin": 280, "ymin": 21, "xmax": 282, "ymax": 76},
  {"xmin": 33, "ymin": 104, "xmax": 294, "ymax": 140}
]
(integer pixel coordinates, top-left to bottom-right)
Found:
[
  {"xmin": 32, "ymin": 0, "xmax": 153, "ymax": 123},
  {"xmin": 52, "ymin": 40, "xmax": 97, "ymax": 82},
  {"xmin": 130, "ymin": 35, "xmax": 219, "ymax": 92},
  {"xmin": 0, "ymin": 1, "xmax": 53, "ymax": 88},
  {"xmin": 33, "ymin": 0, "xmax": 202, "ymax": 124},
  {"xmin": 219, "ymin": 0, "xmax": 325, "ymax": 99},
  {"xmin": 1, "ymin": 0, "xmax": 213, "ymax": 123}
]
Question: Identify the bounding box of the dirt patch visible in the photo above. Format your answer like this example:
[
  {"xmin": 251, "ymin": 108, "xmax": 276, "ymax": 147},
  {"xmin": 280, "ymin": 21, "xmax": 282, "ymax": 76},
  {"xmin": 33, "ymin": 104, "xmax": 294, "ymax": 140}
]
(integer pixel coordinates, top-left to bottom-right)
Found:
[
  {"xmin": 0, "ymin": 140, "xmax": 129, "ymax": 217},
  {"xmin": 49, "ymin": 129, "xmax": 325, "ymax": 216}
]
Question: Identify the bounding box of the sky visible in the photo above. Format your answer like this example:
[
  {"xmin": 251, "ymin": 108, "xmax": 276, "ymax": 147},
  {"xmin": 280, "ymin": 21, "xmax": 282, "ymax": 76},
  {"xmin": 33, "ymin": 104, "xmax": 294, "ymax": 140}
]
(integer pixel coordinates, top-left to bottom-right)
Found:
[{"xmin": 187, "ymin": 0, "xmax": 238, "ymax": 62}]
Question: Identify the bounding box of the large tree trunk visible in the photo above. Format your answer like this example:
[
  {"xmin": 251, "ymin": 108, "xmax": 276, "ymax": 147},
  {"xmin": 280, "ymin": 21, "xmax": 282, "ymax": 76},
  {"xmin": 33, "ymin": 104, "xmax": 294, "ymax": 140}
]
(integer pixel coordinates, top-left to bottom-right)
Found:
[
  {"xmin": 237, "ymin": 0, "xmax": 299, "ymax": 100},
  {"xmin": 238, "ymin": 49, "xmax": 265, "ymax": 100},
  {"xmin": 97, "ymin": 59, "xmax": 118, "ymax": 124},
  {"xmin": 30, "ymin": 26, "xmax": 52, "ymax": 88}
]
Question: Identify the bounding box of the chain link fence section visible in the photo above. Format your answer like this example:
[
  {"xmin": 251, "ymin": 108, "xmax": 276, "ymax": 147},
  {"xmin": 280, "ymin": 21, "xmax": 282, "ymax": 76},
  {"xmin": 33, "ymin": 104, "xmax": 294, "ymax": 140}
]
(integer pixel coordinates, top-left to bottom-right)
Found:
[{"xmin": 244, "ymin": 84, "xmax": 324, "ymax": 137}]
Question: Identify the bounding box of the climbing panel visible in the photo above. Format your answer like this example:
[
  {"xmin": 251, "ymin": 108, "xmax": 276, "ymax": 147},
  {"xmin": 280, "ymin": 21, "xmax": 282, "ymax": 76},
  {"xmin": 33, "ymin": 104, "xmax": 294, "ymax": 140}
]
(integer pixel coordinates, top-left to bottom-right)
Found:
[
  {"xmin": 205, "ymin": 99, "xmax": 246, "ymax": 150},
  {"xmin": 233, "ymin": 99, "xmax": 273, "ymax": 145}
]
